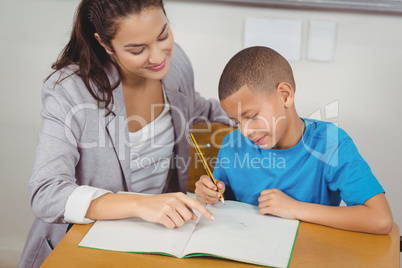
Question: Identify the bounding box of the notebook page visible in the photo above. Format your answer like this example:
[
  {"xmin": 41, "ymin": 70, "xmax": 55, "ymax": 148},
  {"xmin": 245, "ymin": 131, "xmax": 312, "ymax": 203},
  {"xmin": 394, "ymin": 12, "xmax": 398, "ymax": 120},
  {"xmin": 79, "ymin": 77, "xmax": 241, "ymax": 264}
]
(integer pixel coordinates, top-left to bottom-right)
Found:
[
  {"xmin": 183, "ymin": 201, "xmax": 299, "ymax": 268},
  {"xmin": 79, "ymin": 216, "xmax": 198, "ymax": 257}
]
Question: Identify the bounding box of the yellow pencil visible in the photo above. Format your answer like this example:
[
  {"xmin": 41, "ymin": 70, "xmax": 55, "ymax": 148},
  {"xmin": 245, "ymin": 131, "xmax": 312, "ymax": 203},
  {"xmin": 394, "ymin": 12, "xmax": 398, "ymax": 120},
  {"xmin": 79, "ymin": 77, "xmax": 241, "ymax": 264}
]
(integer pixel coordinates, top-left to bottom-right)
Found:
[{"xmin": 190, "ymin": 133, "xmax": 225, "ymax": 204}]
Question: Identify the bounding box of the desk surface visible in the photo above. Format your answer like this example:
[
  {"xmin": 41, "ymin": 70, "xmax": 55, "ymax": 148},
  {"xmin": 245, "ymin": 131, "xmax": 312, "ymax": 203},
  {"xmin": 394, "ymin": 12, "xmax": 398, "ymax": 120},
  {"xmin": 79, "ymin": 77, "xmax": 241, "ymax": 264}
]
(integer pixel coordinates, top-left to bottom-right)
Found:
[{"xmin": 42, "ymin": 222, "xmax": 400, "ymax": 268}]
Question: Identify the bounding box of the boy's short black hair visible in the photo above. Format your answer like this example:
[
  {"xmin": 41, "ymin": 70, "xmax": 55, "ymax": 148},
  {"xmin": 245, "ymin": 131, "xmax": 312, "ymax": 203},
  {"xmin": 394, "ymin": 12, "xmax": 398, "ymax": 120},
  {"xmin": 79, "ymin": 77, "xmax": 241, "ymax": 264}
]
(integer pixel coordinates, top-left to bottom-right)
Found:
[{"xmin": 218, "ymin": 46, "xmax": 296, "ymax": 100}]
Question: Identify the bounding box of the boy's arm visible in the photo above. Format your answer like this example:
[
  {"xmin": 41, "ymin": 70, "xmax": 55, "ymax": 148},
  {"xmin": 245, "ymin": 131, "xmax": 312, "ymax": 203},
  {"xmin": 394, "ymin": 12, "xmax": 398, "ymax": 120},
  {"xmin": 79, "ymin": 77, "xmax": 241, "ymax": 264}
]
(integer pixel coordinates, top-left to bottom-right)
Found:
[{"xmin": 258, "ymin": 190, "xmax": 393, "ymax": 234}]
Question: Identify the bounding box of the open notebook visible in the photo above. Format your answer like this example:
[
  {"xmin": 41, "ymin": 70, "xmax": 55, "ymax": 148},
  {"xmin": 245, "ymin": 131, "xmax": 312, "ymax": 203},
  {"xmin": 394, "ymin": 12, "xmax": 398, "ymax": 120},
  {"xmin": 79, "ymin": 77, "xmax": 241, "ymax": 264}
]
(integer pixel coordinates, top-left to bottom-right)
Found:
[{"xmin": 79, "ymin": 200, "xmax": 299, "ymax": 268}]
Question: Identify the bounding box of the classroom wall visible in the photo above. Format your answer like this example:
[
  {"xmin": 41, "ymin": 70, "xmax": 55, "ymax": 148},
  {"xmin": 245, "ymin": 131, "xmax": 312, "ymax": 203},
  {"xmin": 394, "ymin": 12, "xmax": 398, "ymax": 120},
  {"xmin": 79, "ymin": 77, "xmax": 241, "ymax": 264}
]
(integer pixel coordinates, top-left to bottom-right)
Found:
[
  {"xmin": 0, "ymin": 0, "xmax": 400, "ymax": 266},
  {"xmin": 164, "ymin": 0, "xmax": 402, "ymax": 228}
]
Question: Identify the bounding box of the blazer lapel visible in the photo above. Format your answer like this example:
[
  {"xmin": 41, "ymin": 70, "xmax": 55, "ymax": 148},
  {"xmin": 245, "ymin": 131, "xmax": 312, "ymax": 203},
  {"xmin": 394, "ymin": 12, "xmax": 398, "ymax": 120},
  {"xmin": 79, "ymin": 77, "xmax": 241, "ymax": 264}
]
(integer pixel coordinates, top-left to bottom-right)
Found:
[
  {"xmin": 162, "ymin": 67, "xmax": 190, "ymax": 192},
  {"xmin": 104, "ymin": 82, "xmax": 131, "ymax": 190},
  {"xmin": 162, "ymin": 61, "xmax": 190, "ymax": 148}
]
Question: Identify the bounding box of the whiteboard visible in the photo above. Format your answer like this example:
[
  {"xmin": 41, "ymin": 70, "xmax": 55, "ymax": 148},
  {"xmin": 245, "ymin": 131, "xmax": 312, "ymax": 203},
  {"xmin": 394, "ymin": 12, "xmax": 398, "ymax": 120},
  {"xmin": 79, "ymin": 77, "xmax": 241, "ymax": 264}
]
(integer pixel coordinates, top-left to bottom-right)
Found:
[{"xmin": 168, "ymin": 0, "xmax": 402, "ymax": 15}]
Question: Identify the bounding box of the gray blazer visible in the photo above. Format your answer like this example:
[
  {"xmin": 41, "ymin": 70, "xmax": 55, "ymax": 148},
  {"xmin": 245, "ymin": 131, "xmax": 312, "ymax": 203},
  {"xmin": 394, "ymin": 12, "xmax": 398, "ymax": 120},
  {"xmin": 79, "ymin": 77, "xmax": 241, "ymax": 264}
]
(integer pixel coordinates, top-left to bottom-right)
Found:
[{"xmin": 19, "ymin": 44, "xmax": 228, "ymax": 268}]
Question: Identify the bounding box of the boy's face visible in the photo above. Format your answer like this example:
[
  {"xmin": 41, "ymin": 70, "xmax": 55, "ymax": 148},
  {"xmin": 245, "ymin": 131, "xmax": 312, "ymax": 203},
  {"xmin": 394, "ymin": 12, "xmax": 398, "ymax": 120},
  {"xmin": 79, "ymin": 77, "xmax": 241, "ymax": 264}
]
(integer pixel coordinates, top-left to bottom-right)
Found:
[{"xmin": 221, "ymin": 84, "xmax": 289, "ymax": 150}]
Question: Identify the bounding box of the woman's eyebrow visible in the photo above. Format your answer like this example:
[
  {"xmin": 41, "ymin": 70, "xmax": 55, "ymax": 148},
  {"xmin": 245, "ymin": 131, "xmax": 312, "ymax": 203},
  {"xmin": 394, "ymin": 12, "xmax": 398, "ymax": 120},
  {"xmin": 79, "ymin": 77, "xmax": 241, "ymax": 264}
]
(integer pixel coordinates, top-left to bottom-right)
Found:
[
  {"xmin": 157, "ymin": 23, "xmax": 168, "ymax": 38},
  {"xmin": 124, "ymin": 23, "xmax": 168, "ymax": 48}
]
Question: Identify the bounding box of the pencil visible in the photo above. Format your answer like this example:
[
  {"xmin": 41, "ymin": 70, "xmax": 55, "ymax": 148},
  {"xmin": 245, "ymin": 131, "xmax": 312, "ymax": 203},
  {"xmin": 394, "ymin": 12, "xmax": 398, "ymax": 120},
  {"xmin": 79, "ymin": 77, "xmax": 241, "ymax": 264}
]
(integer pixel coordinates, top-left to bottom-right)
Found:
[{"xmin": 190, "ymin": 133, "xmax": 225, "ymax": 204}]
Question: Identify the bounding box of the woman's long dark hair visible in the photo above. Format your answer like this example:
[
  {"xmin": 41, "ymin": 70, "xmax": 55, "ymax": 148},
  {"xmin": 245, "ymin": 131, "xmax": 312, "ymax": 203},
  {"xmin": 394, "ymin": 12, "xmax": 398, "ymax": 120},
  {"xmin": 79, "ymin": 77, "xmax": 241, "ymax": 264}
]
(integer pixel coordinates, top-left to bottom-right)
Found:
[{"xmin": 48, "ymin": 0, "xmax": 166, "ymax": 112}]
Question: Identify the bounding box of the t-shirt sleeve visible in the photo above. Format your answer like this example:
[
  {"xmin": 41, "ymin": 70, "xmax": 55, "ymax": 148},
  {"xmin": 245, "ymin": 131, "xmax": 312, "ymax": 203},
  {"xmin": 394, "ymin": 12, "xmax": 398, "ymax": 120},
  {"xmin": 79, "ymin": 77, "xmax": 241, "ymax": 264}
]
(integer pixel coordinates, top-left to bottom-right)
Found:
[{"xmin": 324, "ymin": 137, "xmax": 384, "ymax": 206}]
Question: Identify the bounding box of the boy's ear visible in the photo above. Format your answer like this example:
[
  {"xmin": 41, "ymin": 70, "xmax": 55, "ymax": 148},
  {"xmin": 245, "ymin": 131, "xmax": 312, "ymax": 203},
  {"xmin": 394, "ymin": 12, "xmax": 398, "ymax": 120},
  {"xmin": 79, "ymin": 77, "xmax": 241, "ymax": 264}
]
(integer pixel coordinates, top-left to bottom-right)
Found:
[
  {"xmin": 276, "ymin": 82, "xmax": 295, "ymax": 108},
  {"xmin": 94, "ymin": 33, "xmax": 114, "ymax": 55}
]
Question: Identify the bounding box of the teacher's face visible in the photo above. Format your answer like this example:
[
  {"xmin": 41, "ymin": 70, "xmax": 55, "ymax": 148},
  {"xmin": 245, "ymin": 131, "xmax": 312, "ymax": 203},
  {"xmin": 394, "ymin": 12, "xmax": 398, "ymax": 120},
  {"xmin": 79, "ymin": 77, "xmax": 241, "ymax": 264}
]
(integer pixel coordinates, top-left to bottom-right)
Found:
[{"xmin": 105, "ymin": 7, "xmax": 174, "ymax": 82}]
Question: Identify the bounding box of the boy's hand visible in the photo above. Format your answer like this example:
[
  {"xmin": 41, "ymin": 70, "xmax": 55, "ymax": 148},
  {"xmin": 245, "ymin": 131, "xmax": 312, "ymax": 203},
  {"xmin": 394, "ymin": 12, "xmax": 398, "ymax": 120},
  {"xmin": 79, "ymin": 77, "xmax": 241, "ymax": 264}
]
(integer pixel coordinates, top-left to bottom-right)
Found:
[
  {"xmin": 195, "ymin": 175, "xmax": 225, "ymax": 204},
  {"xmin": 258, "ymin": 189, "xmax": 300, "ymax": 220}
]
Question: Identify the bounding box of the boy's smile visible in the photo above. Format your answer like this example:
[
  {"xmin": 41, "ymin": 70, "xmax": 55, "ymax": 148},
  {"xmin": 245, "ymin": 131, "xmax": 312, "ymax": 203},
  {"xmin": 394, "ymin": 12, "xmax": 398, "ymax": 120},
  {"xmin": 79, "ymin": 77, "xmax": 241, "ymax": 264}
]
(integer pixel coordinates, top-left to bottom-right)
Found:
[{"xmin": 221, "ymin": 84, "xmax": 303, "ymax": 150}]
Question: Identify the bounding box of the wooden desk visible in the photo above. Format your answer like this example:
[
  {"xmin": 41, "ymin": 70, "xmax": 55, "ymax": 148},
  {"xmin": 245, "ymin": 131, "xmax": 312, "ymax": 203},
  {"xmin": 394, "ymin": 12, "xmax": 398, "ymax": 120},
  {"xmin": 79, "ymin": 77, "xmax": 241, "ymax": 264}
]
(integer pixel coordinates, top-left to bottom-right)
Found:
[{"xmin": 42, "ymin": 222, "xmax": 400, "ymax": 268}]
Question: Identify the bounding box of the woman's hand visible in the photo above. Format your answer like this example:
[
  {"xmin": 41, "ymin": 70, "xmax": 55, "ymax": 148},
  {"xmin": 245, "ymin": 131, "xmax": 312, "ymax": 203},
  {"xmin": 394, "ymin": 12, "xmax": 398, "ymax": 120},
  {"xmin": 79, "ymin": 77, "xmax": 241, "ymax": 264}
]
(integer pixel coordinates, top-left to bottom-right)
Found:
[
  {"xmin": 195, "ymin": 175, "xmax": 225, "ymax": 204},
  {"xmin": 134, "ymin": 192, "xmax": 215, "ymax": 229},
  {"xmin": 86, "ymin": 192, "xmax": 214, "ymax": 229},
  {"xmin": 258, "ymin": 189, "xmax": 300, "ymax": 220}
]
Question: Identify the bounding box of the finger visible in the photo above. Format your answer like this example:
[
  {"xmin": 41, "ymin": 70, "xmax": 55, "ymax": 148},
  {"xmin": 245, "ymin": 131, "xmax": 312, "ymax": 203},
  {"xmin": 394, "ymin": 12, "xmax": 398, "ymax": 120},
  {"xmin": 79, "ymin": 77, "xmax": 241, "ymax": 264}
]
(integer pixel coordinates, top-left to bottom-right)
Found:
[
  {"xmin": 160, "ymin": 215, "xmax": 176, "ymax": 229},
  {"xmin": 262, "ymin": 188, "xmax": 281, "ymax": 195},
  {"xmin": 258, "ymin": 194, "xmax": 270, "ymax": 203},
  {"xmin": 195, "ymin": 177, "xmax": 221, "ymax": 201},
  {"xmin": 260, "ymin": 189, "xmax": 274, "ymax": 196},
  {"xmin": 159, "ymin": 196, "xmax": 186, "ymax": 228},
  {"xmin": 258, "ymin": 199, "xmax": 270, "ymax": 209},
  {"xmin": 195, "ymin": 193, "xmax": 206, "ymax": 204},
  {"xmin": 202, "ymin": 184, "xmax": 221, "ymax": 200},
  {"xmin": 260, "ymin": 207, "xmax": 274, "ymax": 216},
  {"xmin": 166, "ymin": 209, "xmax": 185, "ymax": 228},
  {"xmin": 258, "ymin": 198, "xmax": 275, "ymax": 214},
  {"xmin": 175, "ymin": 205, "xmax": 194, "ymax": 223},
  {"xmin": 194, "ymin": 186, "xmax": 210, "ymax": 204},
  {"xmin": 203, "ymin": 195, "xmax": 220, "ymax": 204},
  {"xmin": 182, "ymin": 196, "xmax": 215, "ymax": 221},
  {"xmin": 190, "ymin": 211, "xmax": 198, "ymax": 221},
  {"xmin": 259, "ymin": 189, "xmax": 277, "ymax": 201},
  {"xmin": 216, "ymin": 181, "xmax": 225, "ymax": 193},
  {"xmin": 201, "ymin": 175, "xmax": 217, "ymax": 190},
  {"xmin": 181, "ymin": 205, "xmax": 202, "ymax": 221}
]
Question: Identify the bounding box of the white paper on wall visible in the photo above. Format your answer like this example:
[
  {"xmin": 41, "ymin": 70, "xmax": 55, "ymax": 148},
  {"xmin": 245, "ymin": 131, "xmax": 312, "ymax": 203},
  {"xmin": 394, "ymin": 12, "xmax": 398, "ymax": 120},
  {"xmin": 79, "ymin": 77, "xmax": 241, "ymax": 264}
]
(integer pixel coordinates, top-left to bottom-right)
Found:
[
  {"xmin": 244, "ymin": 17, "xmax": 302, "ymax": 62},
  {"xmin": 307, "ymin": 20, "xmax": 337, "ymax": 61}
]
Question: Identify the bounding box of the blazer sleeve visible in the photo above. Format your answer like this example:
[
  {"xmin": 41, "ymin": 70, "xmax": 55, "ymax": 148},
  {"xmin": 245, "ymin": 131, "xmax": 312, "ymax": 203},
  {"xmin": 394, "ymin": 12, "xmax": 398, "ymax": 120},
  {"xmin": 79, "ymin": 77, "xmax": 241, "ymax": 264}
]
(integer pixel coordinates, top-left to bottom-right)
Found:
[{"xmin": 29, "ymin": 74, "xmax": 102, "ymax": 224}]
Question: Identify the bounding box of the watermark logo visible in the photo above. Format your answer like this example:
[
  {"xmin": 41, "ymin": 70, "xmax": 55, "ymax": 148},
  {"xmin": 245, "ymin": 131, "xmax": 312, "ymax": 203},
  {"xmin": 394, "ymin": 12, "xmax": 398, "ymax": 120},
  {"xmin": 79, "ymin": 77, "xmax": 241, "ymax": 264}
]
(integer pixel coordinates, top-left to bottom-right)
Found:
[
  {"xmin": 61, "ymin": 99, "xmax": 340, "ymax": 167},
  {"xmin": 234, "ymin": 152, "xmax": 286, "ymax": 169},
  {"xmin": 302, "ymin": 100, "xmax": 339, "ymax": 167}
]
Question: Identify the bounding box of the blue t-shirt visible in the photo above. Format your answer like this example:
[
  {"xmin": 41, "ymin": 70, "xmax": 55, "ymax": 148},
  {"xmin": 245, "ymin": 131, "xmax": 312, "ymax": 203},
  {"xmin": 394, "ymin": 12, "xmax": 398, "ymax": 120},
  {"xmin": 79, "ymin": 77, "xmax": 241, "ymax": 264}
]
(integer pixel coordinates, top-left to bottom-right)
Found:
[{"xmin": 212, "ymin": 118, "xmax": 384, "ymax": 206}]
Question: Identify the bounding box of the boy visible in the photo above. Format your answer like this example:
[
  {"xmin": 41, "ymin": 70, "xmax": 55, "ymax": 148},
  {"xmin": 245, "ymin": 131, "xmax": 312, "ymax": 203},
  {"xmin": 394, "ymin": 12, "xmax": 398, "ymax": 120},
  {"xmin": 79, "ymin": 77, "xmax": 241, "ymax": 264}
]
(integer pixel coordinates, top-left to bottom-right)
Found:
[{"xmin": 195, "ymin": 46, "xmax": 393, "ymax": 234}]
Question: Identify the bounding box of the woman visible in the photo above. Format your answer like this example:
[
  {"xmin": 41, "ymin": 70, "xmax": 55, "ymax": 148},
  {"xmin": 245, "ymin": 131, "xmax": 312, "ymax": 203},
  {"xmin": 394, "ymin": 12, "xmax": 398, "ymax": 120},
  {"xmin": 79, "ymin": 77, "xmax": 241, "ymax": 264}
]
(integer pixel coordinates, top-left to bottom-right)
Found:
[{"xmin": 19, "ymin": 0, "xmax": 227, "ymax": 267}]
